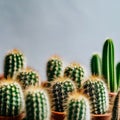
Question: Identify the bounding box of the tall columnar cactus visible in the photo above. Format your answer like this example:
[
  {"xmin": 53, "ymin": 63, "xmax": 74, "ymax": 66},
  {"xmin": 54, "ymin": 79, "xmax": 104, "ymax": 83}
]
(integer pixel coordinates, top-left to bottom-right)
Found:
[
  {"xmin": 46, "ymin": 55, "xmax": 63, "ymax": 81},
  {"xmin": 25, "ymin": 87, "xmax": 50, "ymax": 120},
  {"xmin": 90, "ymin": 53, "xmax": 102, "ymax": 76},
  {"xmin": 111, "ymin": 90, "xmax": 120, "ymax": 120},
  {"xmin": 51, "ymin": 77, "xmax": 76, "ymax": 112},
  {"xmin": 64, "ymin": 63, "xmax": 84, "ymax": 89},
  {"xmin": 4, "ymin": 49, "xmax": 26, "ymax": 79},
  {"xmin": 116, "ymin": 62, "xmax": 120, "ymax": 91},
  {"xmin": 0, "ymin": 79, "xmax": 24, "ymax": 116},
  {"xmin": 82, "ymin": 76, "xmax": 109, "ymax": 114},
  {"xmin": 16, "ymin": 67, "xmax": 40, "ymax": 89},
  {"xmin": 102, "ymin": 38, "xmax": 117, "ymax": 92},
  {"xmin": 65, "ymin": 92, "xmax": 90, "ymax": 120}
]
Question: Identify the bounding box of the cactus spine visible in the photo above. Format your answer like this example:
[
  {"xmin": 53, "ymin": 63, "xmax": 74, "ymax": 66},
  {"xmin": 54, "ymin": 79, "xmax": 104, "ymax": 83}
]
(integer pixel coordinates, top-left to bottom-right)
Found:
[
  {"xmin": 16, "ymin": 67, "xmax": 40, "ymax": 89},
  {"xmin": 46, "ymin": 55, "xmax": 63, "ymax": 81},
  {"xmin": 82, "ymin": 76, "xmax": 109, "ymax": 114},
  {"xmin": 0, "ymin": 79, "xmax": 24, "ymax": 116},
  {"xmin": 65, "ymin": 92, "xmax": 90, "ymax": 120},
  {"xmin": 90, "ymin": 54, "xmax": 102, "ymax": 76},
  {"xmin": 111, "ymin": 90, "xmax": 120, "ymax": 120},
  {"xmin": 116, "ymin": 62, "xmax": 120, "ymax": 90},
  {"xmin": 102, "ymin": 38, "xmax": 117, "ymax": 92},
  {"xmin": 51, "ymin": 77, "xmax": 76, "ymax": 112},
  {"xmin": 4, "ymin": 49, "xmax": 26, "ymax": 79},
  {"xmin": 25, "ymin": 87, "xmax": 50, "ymax": 120},
  {"xmin": 64, "ymin": 63, "xmax": 84, "ymax": 89}
]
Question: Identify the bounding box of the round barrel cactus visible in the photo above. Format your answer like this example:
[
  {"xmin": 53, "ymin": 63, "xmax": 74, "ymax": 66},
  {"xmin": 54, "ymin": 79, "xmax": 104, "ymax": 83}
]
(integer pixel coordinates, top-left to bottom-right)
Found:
[
  {"xmin": 82, "ymin": 76, "xmax": 109, "ymax": 114},
  {"xmin": 0, "ymin": 79, "xmax": 24, "ymax": 116},
  {"xmin": 46, "ymin": 55, "xmax": 63, "ymax": 81},
  {"xmin": 64, "ymin": 63, "xmax": 84, "ymax": 89},
  {"xmin": 16, "ymin": 67, "xmax": 40, "ymax": 89},
  {"xmin": 4, "ymin": 49, "xmax": 26, "ymax": 79},
  {"xmin": 51, "ymin": 77, "xmax": 76, "ymax": 112},
  {"xmin": 65, "ymin": 92, "xmax": 90, "ymax": 120},
  {"xmin": 25, "ymin": 86, "xmax": 50, "ymax": 120}
]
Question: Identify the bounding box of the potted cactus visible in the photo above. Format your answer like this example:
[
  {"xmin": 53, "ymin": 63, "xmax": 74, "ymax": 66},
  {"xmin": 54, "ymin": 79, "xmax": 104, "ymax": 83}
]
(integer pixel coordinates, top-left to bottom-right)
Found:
[
  {"xmin": 82, "ymin": 76, "xmax": 111, "ymax": 120},
  {"xmin": 24, "ymin": 86, "xmax": 51, "ymax": 120},
  {"xmin": 50, "ymin": 77, "xmax": 76, "ymax": 120},
  {"xmin": 64, "ymin": 62, "xmax": 84, "ymax": 90},
  {"xmin": 65, "ymin": 92, "xmax": 90, "ymax": 120},
  {"xmin": 4, "ymin": 48, "xmax": 26, "ymax": 79},
  {"xmin": 0, "ymin": 78, "xmax": 25, "ymax": 120}
]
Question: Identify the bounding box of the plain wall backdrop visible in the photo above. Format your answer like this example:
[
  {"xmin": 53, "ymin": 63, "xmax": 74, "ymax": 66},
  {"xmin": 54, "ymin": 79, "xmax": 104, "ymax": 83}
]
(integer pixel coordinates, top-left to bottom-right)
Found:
[{"xmin": 0, "ymin": 0, "xmax": 120, "ymax": 80}]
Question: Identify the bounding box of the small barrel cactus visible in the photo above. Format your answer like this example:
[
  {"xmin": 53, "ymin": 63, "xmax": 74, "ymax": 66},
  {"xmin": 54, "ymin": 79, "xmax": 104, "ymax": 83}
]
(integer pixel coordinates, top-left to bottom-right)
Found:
[
  {"xmin": 4, "ymin": 49, "xmax": 26, "ymax": 79},
  {"xmin": 0, "ymin": 79, "xmax": 24, "ymax": 116},
  {"xmin": 116, "ymin": 62, "xmax": 120, "ymax": 91},
  {"xmin": 82, "ymin": 76, "xmax": 109, "ymax": 114},
  {"xmin": 90, "ymin": 53, "xmax": 102, "ymax": 76},
  {"xmin": 65, "ymin": 92, "xmax": 90, "ymax": 120},
  {"xmin": 25, "ymin": 86, "xmax": 50, "ymax": 120},
  {"xmin": 111, "ymin": 90, "xmax": 120, "ymax": 120},
  {"xmin": 64, "ymin": 63, "xmax": 84, "ymax": 89},
  {"xmin": 46, "ymin": 55, "xmax": 63, "ymax": 81},
  {"xmin": 16, "ymin": 67, "xmax": 40, "ymax": 89},
  {"xmin": 51, "ymin": 77, "xmax": 76, "ymax": 112}
]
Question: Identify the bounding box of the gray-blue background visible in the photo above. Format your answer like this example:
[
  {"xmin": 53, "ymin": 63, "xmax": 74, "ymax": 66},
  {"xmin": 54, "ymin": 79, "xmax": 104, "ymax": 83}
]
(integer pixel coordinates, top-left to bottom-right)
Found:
[{"xmin": 0, "ymin": 0, "xmax": 120, "ymax": 80}]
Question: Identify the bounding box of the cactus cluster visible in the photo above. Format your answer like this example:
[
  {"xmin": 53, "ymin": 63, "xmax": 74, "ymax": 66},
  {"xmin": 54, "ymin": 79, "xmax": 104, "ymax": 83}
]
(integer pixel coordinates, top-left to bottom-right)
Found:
[
  {"xmin": 64, "ymin": 63, "xmax": 84, "ymax": 89},
  {"xmin": 0, "ymin": 79, "xmax": 24, "ymax": 116},
  {"xmin": 4, "ymin": 49, "xmax": 26, "ymax": 79},
  {"xmin": 16, "ymin": 67, "xmax": 40, "ymax": 89},
  {"xmin": 46, "ymin": 55, "xmax": 63, "ymax": 81},
  {"xmin": 90, "ymin": 54, "xmax": 102, "ymax": 76},
  {"xmin": 51, "ymin": 77, "xmax": 76, "ymax": 112},
  {"xmin": 82, "ymin": 76, "xmax": 109, "ymax": 114},
  {"xmin": 116, "ymin": 62, "xmax": 120, "ymax": 90},
  {"xmin": 65, "ymin": 92, "xmax": 90, "ymax": 120},
  {"xmin": 25, "ymin": 87, "xmax": 50, "ymax": 120}
]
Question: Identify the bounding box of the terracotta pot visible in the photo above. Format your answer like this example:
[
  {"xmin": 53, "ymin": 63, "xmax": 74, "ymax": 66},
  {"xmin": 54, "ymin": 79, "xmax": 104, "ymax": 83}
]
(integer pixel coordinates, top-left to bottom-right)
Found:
[
  {"xmin": 109, "ymin": 92, "xmax": 117, "ymax": 112},
  {"xmin": 51, "ymin": 111, "xmax": 65, "ymax": 120},
  {"xmin": 0, "ymin": 112, "xmax": 25, "ymax": 120},
  {"xmin": 0, "ymin": 74, "xmax": 4, "ymax": 80},
  {"xmin": 91, "ymin": 113, "xmax": 111, "ymax": 120}
]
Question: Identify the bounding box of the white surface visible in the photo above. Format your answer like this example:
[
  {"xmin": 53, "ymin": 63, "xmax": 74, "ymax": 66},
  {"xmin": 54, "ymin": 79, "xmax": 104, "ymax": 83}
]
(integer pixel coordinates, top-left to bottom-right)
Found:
[{"xmin": 0, "ymin": 0, "xmax": 120, "ymax": 80}]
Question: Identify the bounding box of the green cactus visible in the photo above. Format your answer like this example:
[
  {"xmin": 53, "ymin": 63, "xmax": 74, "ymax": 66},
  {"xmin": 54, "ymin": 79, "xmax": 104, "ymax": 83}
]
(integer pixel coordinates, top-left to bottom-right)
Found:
[
  {"xmin": 25, "ymin": 86, "xmax": 50, "ymax": 120},
  {"xmin": 0, "ymin": 79, "xmax": 24, "ymax": 116},
  {"xmin": 4, "ymin": 49, "xmax": 26, "ymax": 79},
  {"xmin": 116, "ymin": 62, "xmax": 120, "ymax": 90},
  {"xmin": 65, "ymin": 92, "xmax": 90, "ymax": 120},
  {"xmin": 82, "ymin": 76, "xmax": 109, "ymax": 114},
  {"xmin": 16, "ymin": 67, "xmax": 40, "ymax": 89},
  {"xmin": 64, "ymin": 63, "xmax": 84, "ymax": 89},
  {"xmin": 102, "ymin": 38, "xmax": 117, "ymax": 92},
  {"xmin": 46, "ymin": 55, "xmax": 63, "ymax": 81},
  {"xmin": 51, "ymin": 77, "xmax": 76, "ymax": 112},
  {"xmin": 90, "ymin": 54, "xmax": 102, "ymax": 76},
  {"xmin": 111, "ymin": 90, "xmax": 120, "ymax": 120}
]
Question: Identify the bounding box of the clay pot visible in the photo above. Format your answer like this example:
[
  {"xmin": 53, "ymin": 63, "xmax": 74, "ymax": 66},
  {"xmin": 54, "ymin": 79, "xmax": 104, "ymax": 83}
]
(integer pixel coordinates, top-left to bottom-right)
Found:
[
  {"xmin": 51, "ymin": 111, "xmax": 65, "ymax": 120},
  {"xmin": 0, "ymin": 74, "xmax": 4, "ymax": 80},
  {"xmin": 91, "ymin": 113, "xmax": 111, "ymax": 120},
  {"xmin": 0, "ymin": 112, "xmax": 25, "ymax": 120}
]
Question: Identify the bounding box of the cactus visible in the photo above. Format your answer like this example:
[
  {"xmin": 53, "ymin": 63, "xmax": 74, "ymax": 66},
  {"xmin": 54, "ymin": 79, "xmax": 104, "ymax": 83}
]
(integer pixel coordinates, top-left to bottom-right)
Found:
[
  {"xmin": 0, "ymin": 79, "xmax": 24, "ymax": 116},
  {"xmin": 16, "ymin": 67, "xmax": 40, "ymax": 89},
  {"xmin": 90, "ymin": 54, "xmax": 102, "ymax": 76},
  {"xmin": 25, "ymin": 86, "xmax": 50, "ymax": 120},
  {"xmin": 82, "ymin": 76, "xmax": 109, "ymax": 114},
  {"xmin": 51, "ymin": 77, "xmax": 76, "ymax": 112},
  {"xmin": 102, "ymin": 38, "xmax": 117, "ymax": 92},
  {"xmin": 111, "ymin": 90, "xmax": 120, "ymax": 120},
  {"xmin": 116, "ymin": 62, "xmax": 120, "ymax": 91},
  {"xmin": 46, "ymin": 55, "xmax": 63, "ymax": 81},
  {"xmin": 64, "ymin": 63, "xmax": 84, "ymax": 89},
  {"xmin": 65, "ymin": 92, "xmax": 90, "ymax": 120},
  {"xmin": 4, "ymin": 49, "xmax": 26, "ymax": 79}
]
